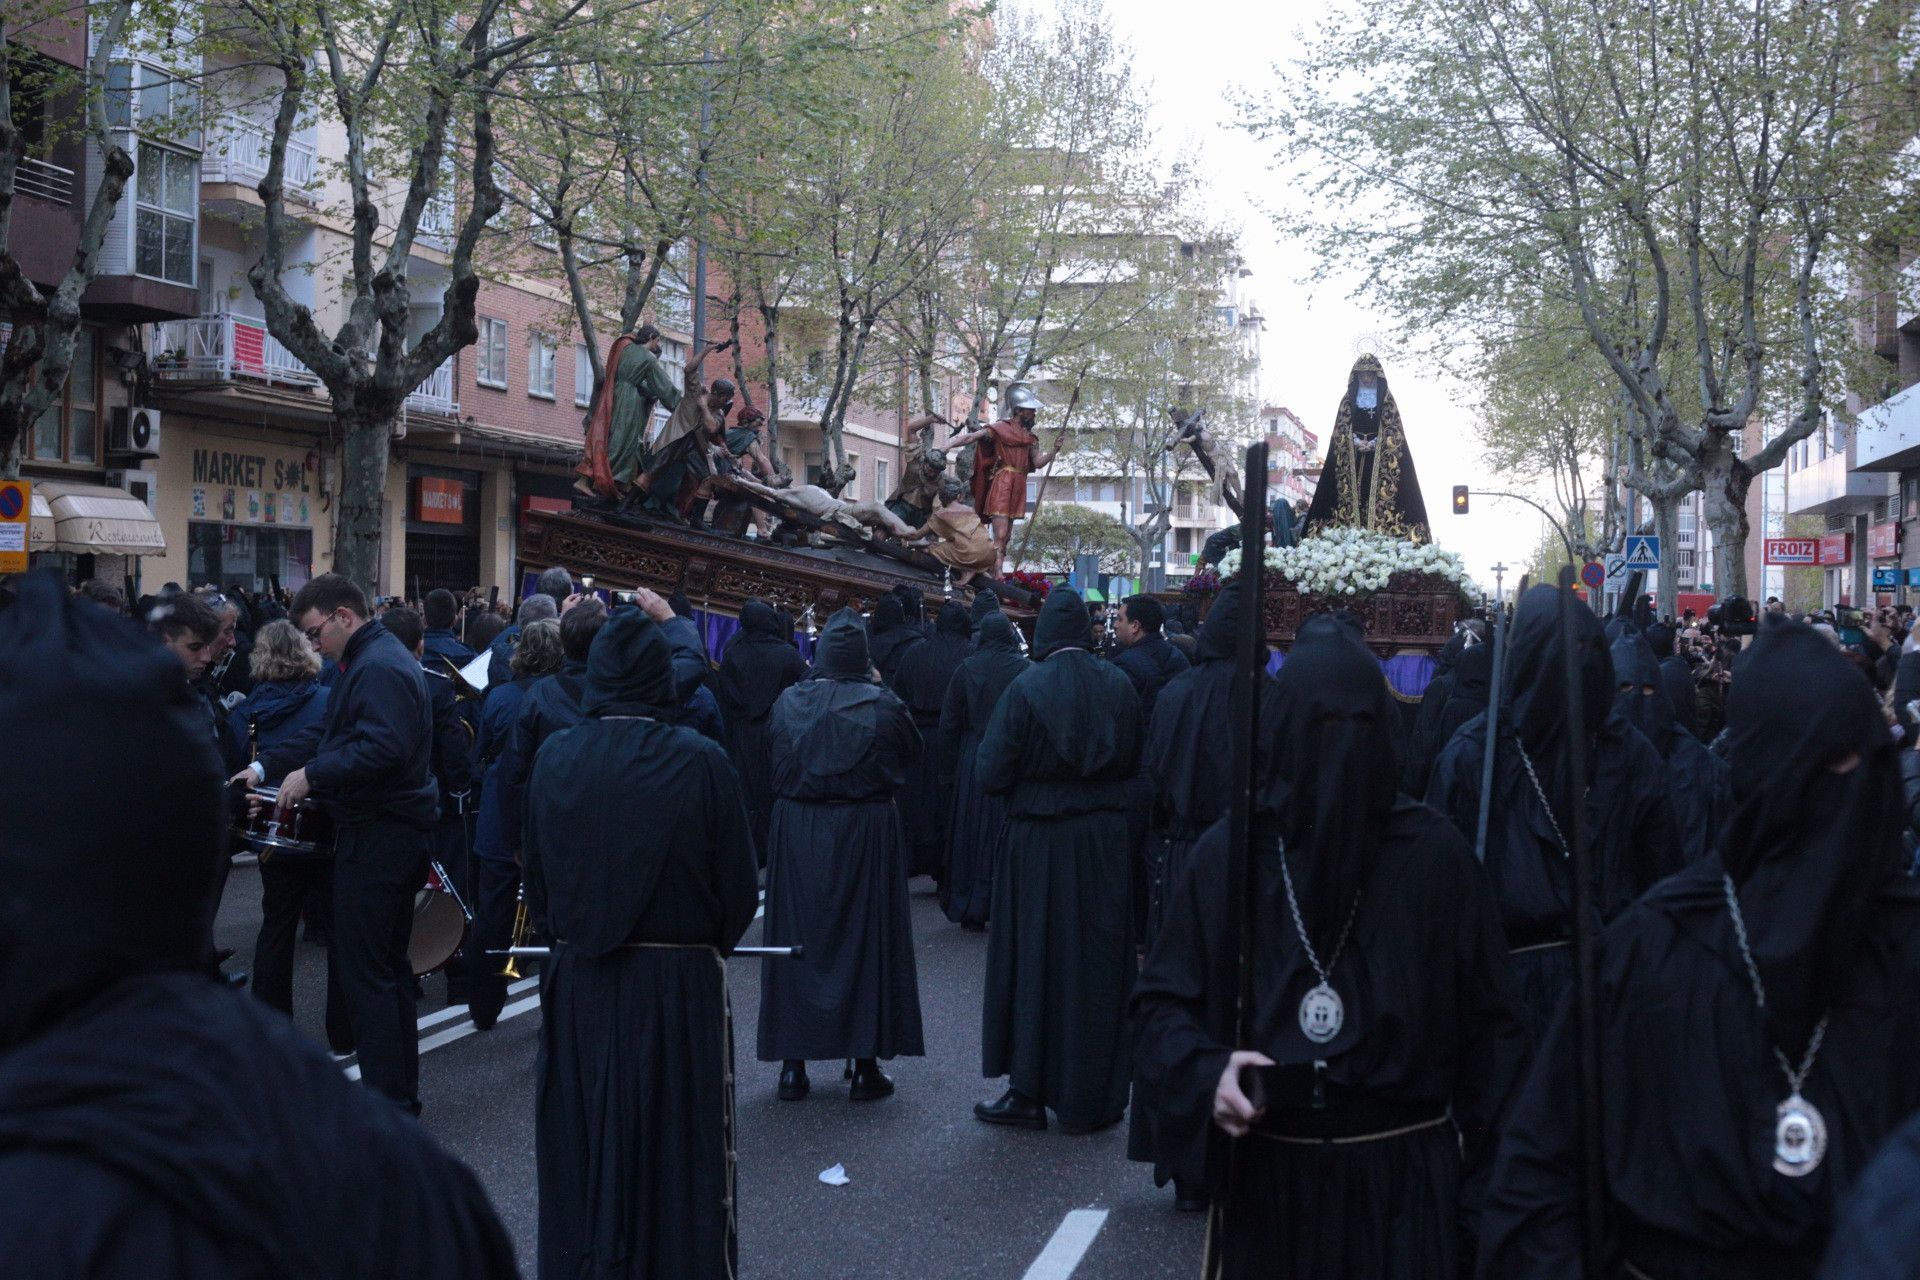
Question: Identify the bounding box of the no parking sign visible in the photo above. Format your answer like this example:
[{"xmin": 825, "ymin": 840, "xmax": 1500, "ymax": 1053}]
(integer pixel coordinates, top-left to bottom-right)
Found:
[{"xmin": 0, "ymin": 479, "xmax": 29, "ymax": 574}]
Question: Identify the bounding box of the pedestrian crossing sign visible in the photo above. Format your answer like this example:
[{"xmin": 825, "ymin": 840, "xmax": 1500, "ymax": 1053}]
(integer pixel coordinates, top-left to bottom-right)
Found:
[{"xmin": 1623, "ymin": 535, "xmax": 1661, "ymax": 570}]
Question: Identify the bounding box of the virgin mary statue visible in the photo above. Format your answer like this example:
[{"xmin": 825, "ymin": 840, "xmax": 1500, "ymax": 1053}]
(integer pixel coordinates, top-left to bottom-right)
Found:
[{"xmin": 1302, "ymin": 354, "xmax": 1431, "ymax": 543}]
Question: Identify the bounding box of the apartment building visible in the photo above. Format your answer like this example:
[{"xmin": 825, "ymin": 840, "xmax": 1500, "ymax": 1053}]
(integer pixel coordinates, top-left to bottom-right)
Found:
[
  {"xmin": 8, "ymin": 11, "xmax": 195, "ymax": 592},
  {"xmin": 1020, "ymin": 248, "xmax": 1267, "ymax": 588},
  {"xmin": 1263, "ymin": 405, "xmax": 1318, "ymax": 510},
  {"xmin": 1835, "ymin": 252, "xmax": 1920, "ymax": 606}
]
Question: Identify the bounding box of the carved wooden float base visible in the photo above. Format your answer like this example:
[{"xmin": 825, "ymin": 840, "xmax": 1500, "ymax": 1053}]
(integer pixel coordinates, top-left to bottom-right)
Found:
[{"xmin": 1162, "ymin": 575, "xmax": 1460, "ymax": 653}]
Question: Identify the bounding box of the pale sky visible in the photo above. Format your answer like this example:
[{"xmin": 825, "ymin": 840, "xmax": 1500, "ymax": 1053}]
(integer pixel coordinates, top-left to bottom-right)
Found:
[{"xmin": 1088, "ymin": 0, "xmax": 1550, "ymax": 592}]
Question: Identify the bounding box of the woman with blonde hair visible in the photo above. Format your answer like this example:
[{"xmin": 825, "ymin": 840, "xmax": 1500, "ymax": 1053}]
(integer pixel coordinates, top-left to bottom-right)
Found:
[{"xmin": 226, "ymin": 619, "xmax": 351, "ymax": 1054}]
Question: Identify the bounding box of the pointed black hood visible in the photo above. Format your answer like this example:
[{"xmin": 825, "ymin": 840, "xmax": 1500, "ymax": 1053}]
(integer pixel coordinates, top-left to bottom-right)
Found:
[{"xmin": 1033, "ymin": 587, "xmax": 1093, "ymax": 658}]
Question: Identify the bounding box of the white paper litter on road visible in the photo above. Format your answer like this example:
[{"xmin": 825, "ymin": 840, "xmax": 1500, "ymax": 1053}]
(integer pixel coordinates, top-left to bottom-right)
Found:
[{"xmin": 818, "ymin": 1163, "xmax": 850, "ymax": 1187}]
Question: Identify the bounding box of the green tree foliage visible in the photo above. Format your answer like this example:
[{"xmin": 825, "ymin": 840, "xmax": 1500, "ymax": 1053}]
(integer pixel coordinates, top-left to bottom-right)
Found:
[
  {"xmin": 1253, "ymin": 0, "xmax": 1916, "ymax": 596},
  {"xmin": 1018, "ymin": 501, "xmax": 1137, "ymax": 574}
]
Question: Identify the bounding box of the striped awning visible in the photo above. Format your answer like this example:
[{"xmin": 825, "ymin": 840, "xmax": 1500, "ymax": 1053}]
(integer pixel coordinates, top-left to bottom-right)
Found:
[{"xmin": 29, "ymin": 481, "xmax": 167, "ymax": 555}]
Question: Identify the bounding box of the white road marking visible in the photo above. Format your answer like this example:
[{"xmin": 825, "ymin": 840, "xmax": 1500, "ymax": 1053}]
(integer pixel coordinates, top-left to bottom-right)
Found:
[
  {"xmin": 1021, "ymin": 1209, "xmax": 1109, "ymax": 1280},
  {"xmin": 337, "ymin": 889, "xmax": 767, "ymax": 1083},
  {"xmin": 341, "ymin": 975, "xmax": 543, "ymax": 1080},
  {"xmin": 416, "ymin": 974, "xmax": 539, "ymax": 1032}
]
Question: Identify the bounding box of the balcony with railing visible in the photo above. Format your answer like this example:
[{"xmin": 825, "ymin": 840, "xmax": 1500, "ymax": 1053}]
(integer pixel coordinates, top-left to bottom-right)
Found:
[
  {"xmin": 201, "ymin": 114, "xmax": 318, "ymax": 197},
  {"xmin": 418, "ymin": 195, "xmax": 456, "ymax": 245},
  {"xmin": 150, "ymin": 314, "xmax": 320, "ymax": 388},
  {"xmin": 407, "ymin": 360, "xmax": 458, "ymax": 415},
  {"xmin": 15, "ymin": 156, "xmax": 76, "ymax": 205}
]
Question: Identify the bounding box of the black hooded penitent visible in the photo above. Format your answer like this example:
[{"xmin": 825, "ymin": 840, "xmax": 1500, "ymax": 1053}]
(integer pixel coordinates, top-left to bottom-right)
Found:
[
  {"xmin": 0, "ymin": 569, "xmax": 518, "ymax": 1280},
  {"xmin": 1131, "ymin": 618, "xmax": 1528, "ymax": 1279},
  {"xmin": 523, "ymin": 606, "xmax": 760, "ymax": 1280},
  {"xmin": 890, "ymin": 601, "xmax": 973, "ymax": 879},
  {"xmin": 759, "ymin": 608, "xmax": 926, "ymax": 1063},
  {"xmin": 1480, "ymin": 619, "xmax": 1920, "ymax": 1280},
  {"xmin": 1423, "ymin": 585, "xmax": 1682, "ymax": 1040},
  {"xmin": 937, "ymin": 611, "xmax": 1030, "ymax": 927},
  {"xmin": 977, "ymin": 586, "xmax": 1144, "ymax": 1129},
  {"xmin": 866, "ymin": 594, "xmax": 922, "ymax": 684},
  {"xmin": 1610, "ymin": 628, "xmax": 1731, "ymax": 867},
  {"xmin": 715, "ymin": 598, "xmax": 809, "ymax": 858}
]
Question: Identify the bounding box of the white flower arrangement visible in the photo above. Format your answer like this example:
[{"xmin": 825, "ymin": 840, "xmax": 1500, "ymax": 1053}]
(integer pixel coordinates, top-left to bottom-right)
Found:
[{"xmin": 1217, "ymin": 526, "xmax": 1472, "ymax": 598}]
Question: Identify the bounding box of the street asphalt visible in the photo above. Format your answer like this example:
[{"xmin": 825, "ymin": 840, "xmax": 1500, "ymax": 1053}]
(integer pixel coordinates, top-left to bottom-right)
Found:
[{"xmin": 214, "ymin": 860, "xmax": 1207, "ymax": 1279}]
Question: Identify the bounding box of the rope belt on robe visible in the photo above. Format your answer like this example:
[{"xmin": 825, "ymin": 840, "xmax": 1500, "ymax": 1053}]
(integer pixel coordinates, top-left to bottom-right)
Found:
[{"xmin": 1251, "ymin": 1105, "xmax": 1443, "ymax": 1143}]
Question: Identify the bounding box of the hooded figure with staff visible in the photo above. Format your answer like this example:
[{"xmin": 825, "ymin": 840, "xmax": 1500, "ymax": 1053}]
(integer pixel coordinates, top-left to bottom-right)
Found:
[
  {"xmin": 1131, "ymin": 445, "xmax": 1530, "ymax": 1277},
  {"xmin": 1482, "ymin": 612, "xmax": 1920, "ymax": 1279},
  {"xmin": 1424, "ymin": 584, "xmax": 1683, "ymax": 1042}
]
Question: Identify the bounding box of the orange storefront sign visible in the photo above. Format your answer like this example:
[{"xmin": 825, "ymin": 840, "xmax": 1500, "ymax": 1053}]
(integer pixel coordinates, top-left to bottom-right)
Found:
[{"xmin": 415, "ymin": 476, "xmax": 465, "ymax": 524}]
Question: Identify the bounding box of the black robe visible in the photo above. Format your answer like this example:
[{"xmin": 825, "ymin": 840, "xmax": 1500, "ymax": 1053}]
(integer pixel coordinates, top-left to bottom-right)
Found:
[
  {"xmin": 1400, "ymin": 630, "xmax": 1470, "ymax": 795},
  {"xmin": 714, "ymin": 601, "xmax": 808, "ymax": 861},
  {"xmin": 1133, "ymin": 806, "xmax": 1530, "ymax": 1278},
  {"xmin": 0, "ymin": 973, "xmax": 517, "ymax": 1280},
  {"xmin": 1612, "ymin": 631, "xmax": 1732, "ymax": 867},
  {"xmin": 978, "ymin": 588, "xmax": 1142, "ymax": 1128},
  {"xmin": 1424, "ymin": 588, "xmax": 1682, "ymax": 1041},
  {"xmin": 1432, "ymin": 643, "xmax": 1493, "ymax": 754},
  {"xmin": 525, "ymin": 610, "xmax": 761, "ymax": 1280},
  {"xmin": 1819, "ymin": 1110, "xmax": 1920, "ymax": 1280},
  {"xmin": 1134, "ymin": 618, "xmax": 1528, "ymax": 1277},
  {"xmin": 1126, "ymin": 582, "xmax": 1272, "ymax": 1183},
  {"xmin": 937, "ymin": 614, "xmax": 1029, "ymax": 927},
  {"xmin": 889, "ymin": 605, "xmax": 972, "ymax": 880},
  {"xmin": 1478, "ymin": 864, "xmax": 1920, "ymax": 1280},
  {"xmin": 1482, "ymin": 619, "xmax": 1920, "ymax": 1280},
  {"xmin": 866, "ymin": 597, "xmax": 923, "ymax": 687},
  {"xmin": 1660, "ymin": 654, "xmax": 1700, "ymax": 738},
  {"xmin": 757, "ymin": 672, "xmax": 925, "ymax": 1062}
]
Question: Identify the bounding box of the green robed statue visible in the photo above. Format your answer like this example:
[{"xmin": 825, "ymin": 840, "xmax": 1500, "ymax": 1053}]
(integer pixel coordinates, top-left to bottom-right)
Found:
[{"xmin": 576, "ymin": 323, "xmax": 683, "ymax": 501}]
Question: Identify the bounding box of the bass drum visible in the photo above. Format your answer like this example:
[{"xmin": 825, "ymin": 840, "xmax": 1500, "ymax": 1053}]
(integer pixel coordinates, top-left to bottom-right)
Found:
[{"xmin": 408, "ymin": 869, "xmax": 467, "ymax": 977}]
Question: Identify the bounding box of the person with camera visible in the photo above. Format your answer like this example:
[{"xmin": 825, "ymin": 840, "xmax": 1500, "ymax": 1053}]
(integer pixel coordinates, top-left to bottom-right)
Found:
[{"xmin": 235, "ymin": 574, "xmax": 438, "ymax": 1114}]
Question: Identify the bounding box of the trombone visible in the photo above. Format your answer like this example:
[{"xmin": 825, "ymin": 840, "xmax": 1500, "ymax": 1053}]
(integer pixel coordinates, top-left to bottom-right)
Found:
[{"xmin": 500, "ymin": 883, "xmax": 531, "ymax": 979}]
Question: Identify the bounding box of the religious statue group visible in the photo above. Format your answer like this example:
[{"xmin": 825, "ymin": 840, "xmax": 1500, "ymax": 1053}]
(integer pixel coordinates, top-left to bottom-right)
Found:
[{"xmin": 574, "ymin": 324, "xmax": 1069, "ymax": 587}]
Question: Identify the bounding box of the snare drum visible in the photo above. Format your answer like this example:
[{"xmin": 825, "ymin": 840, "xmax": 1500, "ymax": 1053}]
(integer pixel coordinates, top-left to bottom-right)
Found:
[{"xmin": 239, "ymin": 787, "xmax": 336, "ymax": 860}]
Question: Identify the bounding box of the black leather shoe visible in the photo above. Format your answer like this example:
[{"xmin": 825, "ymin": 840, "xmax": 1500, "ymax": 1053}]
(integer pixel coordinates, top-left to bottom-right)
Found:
[
  {"xmin": 777, "ymin": 1062, "xmax": 810, "ymax": 1101},
  {"xmin": 1174, "ymin": 1184, "xmax": 1208, "ymax": 1213},
  {"xmin": 849, "ymin": 1062, "xmax": 894, "ymax": 1102},
  {"xmin": 973, "ymin": 1089, "xmax": 1046, "ymax": 1130}
]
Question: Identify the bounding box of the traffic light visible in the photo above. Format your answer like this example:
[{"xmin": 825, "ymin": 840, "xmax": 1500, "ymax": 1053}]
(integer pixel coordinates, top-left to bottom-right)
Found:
[{"xmin": 1452, "ymin": 485, "xmax": 1470, "ymax": 515}]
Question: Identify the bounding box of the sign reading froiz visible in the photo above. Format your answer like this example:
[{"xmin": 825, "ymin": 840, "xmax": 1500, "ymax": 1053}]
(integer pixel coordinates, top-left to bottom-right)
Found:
[{"xmin": 1763, "ymin": 538, "xmax": 1819, "ymax": 566}]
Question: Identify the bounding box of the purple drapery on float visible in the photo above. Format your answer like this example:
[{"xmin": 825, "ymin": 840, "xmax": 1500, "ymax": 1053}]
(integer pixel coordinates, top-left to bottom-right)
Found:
[
  {"xmin": 689, "ymin": 607, "xmax": 814, "ymax": 664},
  {"xmin": 1267, "ymin": 649, "xmax": 1435, "ymax": 698}
]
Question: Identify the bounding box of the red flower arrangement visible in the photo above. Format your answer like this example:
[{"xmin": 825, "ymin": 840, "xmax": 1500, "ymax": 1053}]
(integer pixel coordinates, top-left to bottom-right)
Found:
[{"xmin": 1004, "ymin": 570, "xmax": 1054, "ymax": 600}]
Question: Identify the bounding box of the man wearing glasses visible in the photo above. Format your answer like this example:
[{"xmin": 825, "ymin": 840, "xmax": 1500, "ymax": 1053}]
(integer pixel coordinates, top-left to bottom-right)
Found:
[{"xmin": 239, "ymin": 573, "xmax": 439, "ymax": 1113}]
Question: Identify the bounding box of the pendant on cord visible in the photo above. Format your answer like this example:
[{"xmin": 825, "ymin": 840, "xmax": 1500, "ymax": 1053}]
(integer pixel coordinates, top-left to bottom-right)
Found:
[
  {"xmin": 1774, "ymin": 1094, "xmax": 1827, "ymax": 1177},
  {"xmin": 1299, "ymin": 982, "xmax": 1344, "ymax": 1045}
]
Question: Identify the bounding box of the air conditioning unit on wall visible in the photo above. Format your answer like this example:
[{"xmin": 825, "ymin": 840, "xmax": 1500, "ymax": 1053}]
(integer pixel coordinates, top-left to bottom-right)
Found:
[
  {"xmin": 107, "ymin": 468, "xmax": 159, "ymax": 509},
  {"xmin": 109, "ymin": 405, "xmax": 162, "ymax": 457}
]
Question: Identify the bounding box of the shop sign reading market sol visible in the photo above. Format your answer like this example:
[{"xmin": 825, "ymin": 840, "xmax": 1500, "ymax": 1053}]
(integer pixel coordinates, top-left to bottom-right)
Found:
[{"xmin": 415, "ymin": 476, "xmax": 465, "ymax": 524}]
